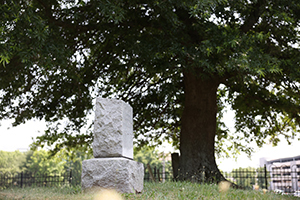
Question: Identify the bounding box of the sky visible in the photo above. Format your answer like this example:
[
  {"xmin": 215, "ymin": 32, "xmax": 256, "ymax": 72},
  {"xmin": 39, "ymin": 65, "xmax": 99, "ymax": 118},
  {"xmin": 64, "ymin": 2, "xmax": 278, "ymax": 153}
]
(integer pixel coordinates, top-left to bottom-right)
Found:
[
  {"xmin": 1, "ymin": 109, "xmax": 300, "ymax": 172},
  {"xmin": 0, "ymin": 118, "xmax": 47, "ymax": 152},
  {"xmin": 215, "ymin": 109, "xmax": 300, "ymax": 171}
]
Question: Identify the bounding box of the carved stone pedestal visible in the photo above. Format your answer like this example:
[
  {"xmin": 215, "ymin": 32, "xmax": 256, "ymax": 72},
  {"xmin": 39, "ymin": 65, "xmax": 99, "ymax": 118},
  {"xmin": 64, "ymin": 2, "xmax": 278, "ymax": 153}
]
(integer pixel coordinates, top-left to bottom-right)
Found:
[
  {"xmin": 82, "ymin": 158, "xmax": 144, "ymax": 193},
  {"xmin": 81, "ymin": 98, "xmax": 144, "ymax": 193}
]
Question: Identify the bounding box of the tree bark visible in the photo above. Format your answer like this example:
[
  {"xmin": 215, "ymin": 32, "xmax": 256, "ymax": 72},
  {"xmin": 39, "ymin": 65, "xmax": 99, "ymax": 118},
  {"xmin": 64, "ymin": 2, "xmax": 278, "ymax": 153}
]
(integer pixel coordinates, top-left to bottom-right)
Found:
[{"xmin": 179, "ymin": 69, "xmax": 225, "ymax": 183}]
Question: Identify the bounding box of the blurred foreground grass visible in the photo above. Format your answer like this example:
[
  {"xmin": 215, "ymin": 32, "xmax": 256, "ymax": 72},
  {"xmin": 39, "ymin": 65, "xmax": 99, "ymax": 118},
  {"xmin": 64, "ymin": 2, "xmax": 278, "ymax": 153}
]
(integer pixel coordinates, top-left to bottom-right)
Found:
[{"xmin": 0, "ymin": 182, "xmax": 299, "ymax": 200}]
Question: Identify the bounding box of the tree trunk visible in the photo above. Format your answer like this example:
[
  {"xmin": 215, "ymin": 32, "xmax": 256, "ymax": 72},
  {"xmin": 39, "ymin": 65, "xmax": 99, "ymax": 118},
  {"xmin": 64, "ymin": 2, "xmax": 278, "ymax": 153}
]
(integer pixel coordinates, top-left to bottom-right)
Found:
[{"xmin": 179, "ymin": 69, "xmax": 225, "ymax": 183}]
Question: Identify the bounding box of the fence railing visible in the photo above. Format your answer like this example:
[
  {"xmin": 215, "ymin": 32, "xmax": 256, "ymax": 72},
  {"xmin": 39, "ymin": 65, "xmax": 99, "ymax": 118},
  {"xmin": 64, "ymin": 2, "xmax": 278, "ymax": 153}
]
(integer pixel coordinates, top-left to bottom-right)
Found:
[
  {"xmin": 222, "ymin": 168, "xmax": 269, "ymax": 190},
  {"xmin": 0, "ymin": 171, "xmax": 74, "ymax": 189},
  {"xmin": 2, "ymin": 165, "xmax": 300, "ymax": 194},
  {"xmin": 144, "ymin": 165, "xmax": 300, "ymax": 194},
  {"xmin": 144, "ymin": 166, "xmax": 174, "ymax": 182}
]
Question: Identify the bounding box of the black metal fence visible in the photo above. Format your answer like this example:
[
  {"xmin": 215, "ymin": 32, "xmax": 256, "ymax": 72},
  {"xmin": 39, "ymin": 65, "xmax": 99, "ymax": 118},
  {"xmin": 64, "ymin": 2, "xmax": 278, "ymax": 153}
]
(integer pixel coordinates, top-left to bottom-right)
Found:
[
  {"xmin": 144, "ymin": 165, "xmax": 267, "ymax": 189},
  {"xmin": 223, "ymin": 165, "xmax": 300, "ymax": 193},
  {"xmin": 144, "ymin": 166, "xmax": 174, "ymax": 182},
  {"xmin": 1, "ymin": 165, "xmax": 300, "ymax": 194},
  {"xmin": 0, "ymin": 171, "xmax": 74, "ymax": 189},
  {"xmin": 222, "ymin": 167, "xmax": 269, "ymax": 190},
  {"xmin": 144, "ymin": 165, "xmax": 300, "ymax": 194}
]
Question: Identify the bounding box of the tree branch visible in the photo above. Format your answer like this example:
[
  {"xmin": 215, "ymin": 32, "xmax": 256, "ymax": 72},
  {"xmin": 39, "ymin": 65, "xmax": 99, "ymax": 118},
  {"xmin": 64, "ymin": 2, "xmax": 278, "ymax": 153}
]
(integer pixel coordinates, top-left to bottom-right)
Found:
[{"xmin": 240, "ymin": 0, "xmax": 267, "ymax": 33}]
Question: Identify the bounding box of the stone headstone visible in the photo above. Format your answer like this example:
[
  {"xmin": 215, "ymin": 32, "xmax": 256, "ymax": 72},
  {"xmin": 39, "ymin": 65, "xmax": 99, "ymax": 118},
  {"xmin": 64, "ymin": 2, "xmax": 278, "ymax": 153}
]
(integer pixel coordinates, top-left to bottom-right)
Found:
[
  {"xmin": 81, "ymin": 98, "xmax": 144, "ymax": 194},
  {"xmin": 93, "ymin": 98, "xmax": 133, "ymax": 159}
]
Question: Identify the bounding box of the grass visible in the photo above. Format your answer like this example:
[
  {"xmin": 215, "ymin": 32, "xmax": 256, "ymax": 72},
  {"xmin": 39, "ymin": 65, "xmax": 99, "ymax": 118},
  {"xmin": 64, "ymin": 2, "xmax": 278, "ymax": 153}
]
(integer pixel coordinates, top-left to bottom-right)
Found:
[{"xmin": 0, "ymin": 182, "xmax": 299, "ymax": 200}]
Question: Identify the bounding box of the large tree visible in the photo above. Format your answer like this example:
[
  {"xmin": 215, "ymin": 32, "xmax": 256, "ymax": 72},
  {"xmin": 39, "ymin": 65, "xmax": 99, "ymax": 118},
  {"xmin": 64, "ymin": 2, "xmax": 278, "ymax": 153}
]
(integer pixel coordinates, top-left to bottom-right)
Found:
[{"xmin": 1, "ymin": 0, "xmax": 300, "ymax": 182}]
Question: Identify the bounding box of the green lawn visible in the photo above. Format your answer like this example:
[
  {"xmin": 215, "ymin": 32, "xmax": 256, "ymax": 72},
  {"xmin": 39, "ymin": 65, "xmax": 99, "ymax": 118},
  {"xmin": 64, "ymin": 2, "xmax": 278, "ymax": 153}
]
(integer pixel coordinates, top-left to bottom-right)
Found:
[{"xmin": 0, "ymin": 182, "xmax": 298, "ymax": 200}]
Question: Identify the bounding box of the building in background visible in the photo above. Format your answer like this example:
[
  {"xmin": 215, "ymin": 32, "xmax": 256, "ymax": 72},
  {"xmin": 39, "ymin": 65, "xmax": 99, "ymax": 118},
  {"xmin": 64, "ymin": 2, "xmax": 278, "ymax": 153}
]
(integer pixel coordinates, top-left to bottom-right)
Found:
[{"xmin": 260, "ymin": 155, "xmax": 300, "ymax": 192}]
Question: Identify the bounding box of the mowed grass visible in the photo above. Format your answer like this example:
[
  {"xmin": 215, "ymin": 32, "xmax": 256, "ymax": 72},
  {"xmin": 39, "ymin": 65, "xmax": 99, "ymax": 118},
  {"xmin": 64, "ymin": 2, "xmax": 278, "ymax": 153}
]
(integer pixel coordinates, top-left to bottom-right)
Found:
[{"xmin": 0, "ymin": 182, "xmax": 299, "ymax": 200}]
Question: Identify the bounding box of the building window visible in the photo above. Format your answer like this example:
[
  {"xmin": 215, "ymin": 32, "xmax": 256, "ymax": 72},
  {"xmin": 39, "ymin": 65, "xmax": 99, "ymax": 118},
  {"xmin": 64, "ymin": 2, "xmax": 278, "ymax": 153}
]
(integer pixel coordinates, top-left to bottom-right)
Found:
[
  {"xmin": 273, "ymin": 174, "xmax": 281, "ymax": 177},
  {"xmin": 273, "ymin": 167, "xmax": 281, "ymax": 170}
]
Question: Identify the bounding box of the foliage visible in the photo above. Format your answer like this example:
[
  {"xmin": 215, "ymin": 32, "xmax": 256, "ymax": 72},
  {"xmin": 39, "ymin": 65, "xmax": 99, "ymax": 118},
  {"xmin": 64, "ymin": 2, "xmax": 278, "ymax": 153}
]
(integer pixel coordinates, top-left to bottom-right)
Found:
[
  {"xmin": 1, "ymin": 0, "xmax": 300, "ymax": 180},
  {"xmin": 22, "ymin": 149, "xmax": 67, "ymax": 175},
  {"xmin": 61, "ymin": 150, "xmax": 93, "ymax": 185},
  {"xmin": 0, "ymin": 150, "xmax": 27, "ymax": 174},
  {"xmin": 0, "ymin": 148, "xmax": 92, "ymax": 184},
  {"xmin": 134, "ymin": 146, "xmax": 172, "ymax": 173}
]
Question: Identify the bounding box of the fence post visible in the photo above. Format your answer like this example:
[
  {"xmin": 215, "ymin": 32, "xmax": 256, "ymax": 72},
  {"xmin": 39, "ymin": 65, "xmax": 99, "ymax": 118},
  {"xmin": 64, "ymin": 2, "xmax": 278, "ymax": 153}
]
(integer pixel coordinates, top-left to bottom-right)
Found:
[
  {"xmin": 147, "ymin": 164, "xmax": 156, "ymax": 182},
  {"xmin": 69, "ymin": 170, "xmax": 72, "ymax": 185},
  {"xmin": 264, "ymin": 164, "xmax": 268, "ymax": 189},
  {"xmin": 157, "ymin": 168, "xmax": 160, "ymax": 182},
  {"xmin": 154, "ymin": 166, "xmax": 157, "ymax": 181},
  {"xmin": 171, "ymin": 153, "xmax": 179, "ymax": 181},
  {"xmin": 20, "ymin": 172, "xmax": 23, "ymax": 188},
  {"xmin": 162, "ymin": 152, "xmax": 165, "ymax": 183}
]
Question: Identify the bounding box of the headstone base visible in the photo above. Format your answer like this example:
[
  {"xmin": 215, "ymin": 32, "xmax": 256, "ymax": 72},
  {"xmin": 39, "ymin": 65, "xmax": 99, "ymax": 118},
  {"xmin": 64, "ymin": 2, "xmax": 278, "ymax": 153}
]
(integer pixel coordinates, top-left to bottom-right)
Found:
[{"xmin": 81, "ymin": 158, "xmax": 144, "ymax": 193}]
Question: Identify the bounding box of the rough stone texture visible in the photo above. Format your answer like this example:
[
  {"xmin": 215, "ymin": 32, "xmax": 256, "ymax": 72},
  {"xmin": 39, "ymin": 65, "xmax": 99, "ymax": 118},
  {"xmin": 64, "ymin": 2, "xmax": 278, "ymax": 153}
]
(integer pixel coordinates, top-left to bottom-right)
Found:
[
  {"xmin": 82, "ymin": 98, "xmax": 144, "ymax": 194},
  {"xmin": 93, "ymin": 98, "xmax": 133, "ymax": 159},
  {"xmin": 81, "ymin": 158, "xmax": 144, "ymax": 193}
]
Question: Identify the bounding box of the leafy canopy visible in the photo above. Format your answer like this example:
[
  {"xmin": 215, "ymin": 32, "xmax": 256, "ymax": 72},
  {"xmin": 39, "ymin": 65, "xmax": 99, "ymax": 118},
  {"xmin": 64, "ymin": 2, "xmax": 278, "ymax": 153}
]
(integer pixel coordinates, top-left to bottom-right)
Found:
[
  {"xmin": 0, "ymin": 150, "xmax": 27, "ymax": 173},
  {"xmin": 1, "ymin": 0, "xmax": 300, "ymax": 156}
]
